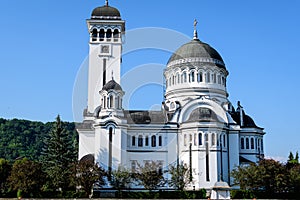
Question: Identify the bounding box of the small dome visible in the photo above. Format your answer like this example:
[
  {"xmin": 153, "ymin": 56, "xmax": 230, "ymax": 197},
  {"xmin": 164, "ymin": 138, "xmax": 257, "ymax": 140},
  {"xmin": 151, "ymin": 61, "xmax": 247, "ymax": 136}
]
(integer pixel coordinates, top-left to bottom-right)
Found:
[
  {"xmin": 102, "ymin": 80, "xmax": 123, "ymax": 91},
  {"xmin": 167, "ymin": 39, "xmax": 225, "ymax": 69},
  {"xmin": 213, "ymin": 181, "xmax": 230, "ymax": 189},
  {"xmin": 91, "ymin": 4, "xmax": 121, "ymax": 20}
]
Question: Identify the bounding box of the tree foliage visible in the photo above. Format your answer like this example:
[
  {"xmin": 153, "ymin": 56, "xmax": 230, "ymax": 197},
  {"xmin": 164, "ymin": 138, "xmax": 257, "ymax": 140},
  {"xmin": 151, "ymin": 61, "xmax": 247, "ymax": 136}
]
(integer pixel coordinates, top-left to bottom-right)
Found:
[
  {"xmin": 8, "ymin": 158, "xmax": 45, "ymax": 197},
  {"xmin": 135, "ymin": 161, "xmax": 165, "ymax": 190},
  {"xmin": 0, "ymin": 117, "xmax": 78, "ymax": 162},
  {"xmin": 41, "ymin": 115, "xmax": 77, "ymax": 192},
  {"xmin": 231, "ymin": 158, "xmax": 299, "ymax": 194},
  {"xmin": 75, "ymin": 160, "xmax": 105, "ymax": 197},
  {"xmin": 110, "ymin": 166, "xmax": 132, "ymax": 191},
  {"xmin": 168, "ymin": 162, "xmax": 191, "ymax": 191},
  {"xmin": 0, "ymin": 158, "xmax": 11, "ymax": 195}
]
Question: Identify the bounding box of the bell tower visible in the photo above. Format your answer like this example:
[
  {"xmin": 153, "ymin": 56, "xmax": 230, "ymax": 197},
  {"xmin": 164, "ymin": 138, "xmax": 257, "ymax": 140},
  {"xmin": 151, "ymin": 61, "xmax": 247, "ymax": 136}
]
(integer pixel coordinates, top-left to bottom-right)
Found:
[{"xmin": 86, "ymin": 0, "xmax": 125, "ymax": 114}]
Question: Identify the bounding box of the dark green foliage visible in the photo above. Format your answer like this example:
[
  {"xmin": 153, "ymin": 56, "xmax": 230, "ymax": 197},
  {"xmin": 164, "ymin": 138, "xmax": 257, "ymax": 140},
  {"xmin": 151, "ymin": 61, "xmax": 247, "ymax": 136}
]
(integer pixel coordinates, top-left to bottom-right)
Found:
[
  {"xmin": 75, "ymin": 160, "xmax": 106, "ymax": 197},
  {"xmin": 111, "ymin": 166, "xmax": 132, "ymax": 191},
  {"xmin": 168, "ymin": 162, "xmax": 191, "ymax": 190},
  {"xmin": 8, "ymin": 158, "xmax": 46, "ymax": 197},
  {"xmin": 0, "ymin": 158, "xmax": 11, "ymax": 195},
  {"xmin": 135, "ymin": 161, "xmax": 165, "ymax": 191},
  {"xmin": 41, "ymin": 115, "xmax": 77, "ymax": 192},
  {"xmin": 0, "ymin": 117, "xmax": 78, "ymax": 162}
]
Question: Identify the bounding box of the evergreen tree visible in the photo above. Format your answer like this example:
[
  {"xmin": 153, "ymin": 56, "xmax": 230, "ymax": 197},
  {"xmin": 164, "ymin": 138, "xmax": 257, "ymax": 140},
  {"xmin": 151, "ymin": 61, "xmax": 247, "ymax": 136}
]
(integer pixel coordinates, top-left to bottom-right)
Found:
[
  {"xmin": 41, "ymin": 115, "xmax": 77, "ymax": 192},
  {"xmin": 0, "ymin": 158, "xmax": 11, "ymax": 195}
]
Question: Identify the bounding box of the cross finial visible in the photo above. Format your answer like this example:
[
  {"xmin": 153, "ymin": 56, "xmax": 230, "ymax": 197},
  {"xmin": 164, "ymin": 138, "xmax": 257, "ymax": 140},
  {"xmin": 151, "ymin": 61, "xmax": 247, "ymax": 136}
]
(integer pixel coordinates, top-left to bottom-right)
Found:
[
  {"xmin": 193, "ymin": 19, "xmax": 198, "ymax": 40},
  {"xmin": 194, "ymin": 19, "xmax": 198, "ymax": 30},
  {"xmin": 105, "ymin": 0, "xmax": 109, "ymax": 6}
]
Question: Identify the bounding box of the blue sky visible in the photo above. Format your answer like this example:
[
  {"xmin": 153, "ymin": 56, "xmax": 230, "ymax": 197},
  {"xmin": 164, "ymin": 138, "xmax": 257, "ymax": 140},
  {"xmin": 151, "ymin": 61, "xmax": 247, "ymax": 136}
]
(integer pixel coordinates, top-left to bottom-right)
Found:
[{"xmin": 0, "ymin": 0, "xmax": 299, "ymax": 161}]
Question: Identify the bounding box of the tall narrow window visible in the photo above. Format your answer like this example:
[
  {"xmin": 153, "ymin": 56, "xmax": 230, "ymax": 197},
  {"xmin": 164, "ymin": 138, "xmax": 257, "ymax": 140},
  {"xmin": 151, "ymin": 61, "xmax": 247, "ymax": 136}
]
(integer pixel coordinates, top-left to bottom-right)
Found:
[
  {"xmin": 211, "ymin": 133, "xmax": 215, "ymax": 146},
  {"xmin": 223, "ymin": 134, "xmax": 226, "ymax": 147},
  {"xmin": 189, "ymin": 134, "xmax": 192, "ymax": 144},
  {"xmin": 145, "ymin": 136, "xmax": 149, "ymax": 146},
  {"xmin": 190, "ymin": 71, "xmax": 195, "ymax": 82},
  {"xmin": 176, "ymin": 73, "xmax": 180, "ymax": 84},
  {"xmin": 184, "ymin": 134, "xmax": 187, "ymax": 146},
  {"xmin": 194, "ymin": 133, "xmax": 197, "ymax": 146},
  {"xmin": 108, "ymin": 127, "xmax": 113, "ymax": 179},
  {"xmin": 103, "ymin": 59, "xmax": 107, "ymax": 87},
  {"xmin": 218, "ymin": 75, "xmax": 221, "ymax": 84},
  {"xmin": 99, "ymin": 29, "xmax": 105, "ymax": 41},
  {"xmin": 241, "ymin": 138, "xmax": 245, "ymax": 149},
  {"xmin": 198, "ymin": 72, "xmax": 203, "ymax": 82},
  {"xmin": 246, "ymin": 138, "xmax": 249, "ymax": 149},
  {"xmin": 183, "ymin": 72, "xmax": 187, "ymax": 83},
  {"xmin": 251, "ymin": 138, "xmax": 254, "ymax": 149},
  {"xmin": 110, "ymin": 95, "xmax": 114, "ymax": 108},
  {"xmin": 261, "ymin": 139, "xmax": 264, "ymax": 151},
  {"xmin": 198, "ymin": 133, "xmax": 202, "ymax": 145},
  {"xmin": 158, "ymin": 136, "xmax": 162, "ymax": 146},
  {"xmin": 151, "ymin": 135, "xmax": 156, "ymax": 147},
  {"xmin": 113, "ymin": 29, "xmax": 119, "ymax": 42},
  {"xmin": 106, "ymin": 29, "xmax": 112, "ymax": 40},
  {"xmin": 132, "ymin": 136, "xmax": 136, "ymax": 146},
  {"xmin": 92, "ymin": 29, "xmax": 97, "ymax": 41},
  {"xmin": 138, "ymin": 135, "xmax": 143, "ymax": 147},
  {"xmin": 206, "ymin": 72, "xmax": 210, "ymax": 83}
]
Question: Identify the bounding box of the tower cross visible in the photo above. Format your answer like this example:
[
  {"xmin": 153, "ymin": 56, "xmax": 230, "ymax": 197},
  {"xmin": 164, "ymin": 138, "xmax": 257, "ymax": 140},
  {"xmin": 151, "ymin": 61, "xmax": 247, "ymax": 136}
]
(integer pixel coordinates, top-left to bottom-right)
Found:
[{"xmin": 193, "ymin": 19, "xmax": 198, "ymax": 40}]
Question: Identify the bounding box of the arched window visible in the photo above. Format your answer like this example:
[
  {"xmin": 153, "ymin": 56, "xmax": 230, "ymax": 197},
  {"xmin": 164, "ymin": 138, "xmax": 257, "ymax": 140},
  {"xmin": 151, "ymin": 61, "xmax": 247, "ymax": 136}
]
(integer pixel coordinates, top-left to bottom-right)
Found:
[
  {"xmin": 138, "ymin": 135, "xmax": 143, "ymax": 147},
  {"xmin": 158, "ymin": 136, "xmax": 162, "ymax": 146},
  {"xmin": 132, "ymin": 136, "xmax": 136, "ymax": 146},
  {"xmin": 176, "ymin": 73, "xmax": 180, "ymax": 84},
  {"xmin": 218, "ymin": 75, "xmax": 221, "ymax": 84},
  {"xmin": 190, "ymin": 71, "xmax": 195, "ymax": 82},
  {"xmin": 183, "ymin": 72, "xmax": 187, "ymax": 83},
  {"xmin": 198, "ymin": 72, "xmax": 203, "ymax": 82},
  {"xmin": 246, "ymin": 138, "xmax": 250, "ymax": 149},
  {"xmin": 198, "ymin": 133, "xmax": 202, "ymax": 145},
  {"xmin": 172, "ymin": 75, "xmax": 175, "ymax": 85},
  {"xmin": 151, "ymin": 135, "xmax": 156, "ymax": 147},
  {"xmin": 99, "ymin": 29, "xmax": 105, "ymax": 41},
  {"xmin": 145, "ymin": 136, "xmax": 149, "ymax": 146},
  {"xmin": 206, "ymin": 72, "xmax": 210, "ymax": 83},
  {"xmin": 251, "ymin": 138, "xmax": 254, "ymax": 149},
  {"xmin": 241, "ymin": 138, "xmax": 245, "ymax": 149},
  {"xmin": 223, "ymin": 134, "xmax": 226, "ymax": 147},
  {"xmin": 211, "ymin": 133, "xmax": 215, "ymax": 146},
  {"xmin": 106, "ymin": 29, "xmax": 112, "ymax": 39},
  {"xmin": 92, "ymin": 29, "xmax": 97, "ymax": 41},
  {"xmin": 110, "ymin": 95, "xmax": 113, "ymax": 108},
  {"xmin": 113, "ymin": 29, "xmax": 120, "ymax": 41},
  {"xmin": 213, "ymin": 73, "xmax": 217, "ymax": 83}
]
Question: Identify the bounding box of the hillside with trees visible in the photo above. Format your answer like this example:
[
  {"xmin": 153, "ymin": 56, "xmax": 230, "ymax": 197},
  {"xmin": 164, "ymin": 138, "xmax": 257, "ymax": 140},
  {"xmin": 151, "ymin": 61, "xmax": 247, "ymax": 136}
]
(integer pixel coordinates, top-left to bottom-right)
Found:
[{"xmin": 0, "ymin": 117, "xmax": 77, "ymax": 161}]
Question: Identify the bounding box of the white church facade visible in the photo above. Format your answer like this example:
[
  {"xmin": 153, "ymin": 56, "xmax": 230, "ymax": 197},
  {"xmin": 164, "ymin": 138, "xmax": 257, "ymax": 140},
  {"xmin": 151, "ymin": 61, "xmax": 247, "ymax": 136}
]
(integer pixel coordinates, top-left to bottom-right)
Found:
[{"xmin": 77, "ymin": 1, "xmax": 265, "ymax": 190}]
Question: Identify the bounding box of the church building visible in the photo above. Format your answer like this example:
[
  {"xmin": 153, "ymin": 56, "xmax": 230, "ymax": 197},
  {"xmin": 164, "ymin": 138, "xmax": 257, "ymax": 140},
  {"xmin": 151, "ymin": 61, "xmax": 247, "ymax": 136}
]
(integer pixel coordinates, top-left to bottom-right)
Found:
[{"xmin": 77, "ymin": 1, "xmax": 265, "ymax": 190}]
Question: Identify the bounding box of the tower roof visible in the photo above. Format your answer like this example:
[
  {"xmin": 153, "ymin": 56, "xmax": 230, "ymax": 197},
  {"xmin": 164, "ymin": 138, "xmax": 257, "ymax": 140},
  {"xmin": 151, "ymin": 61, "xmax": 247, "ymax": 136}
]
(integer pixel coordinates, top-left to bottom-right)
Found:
[
  {"xmin": 102, "ymin": 79, "xmax": 123, "ymax": 91},
  {"xmin": 91, "ymin": 1, "xmax": 121, "ymax": 20}
]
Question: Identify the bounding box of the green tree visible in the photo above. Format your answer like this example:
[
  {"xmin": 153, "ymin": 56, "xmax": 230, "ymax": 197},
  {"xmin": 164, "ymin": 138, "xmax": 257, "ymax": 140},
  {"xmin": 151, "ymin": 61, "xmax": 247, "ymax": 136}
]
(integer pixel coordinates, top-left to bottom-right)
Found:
[
  {"xmin": 168, "ymin": 162, "xmax": 191, "ymax": 191},
  {"xmin": 41, "ymin": 115, "xmax": 77, "ymax": 192},
  {"xmin": 0, "ymin": 158, "xmax": 11, "ymax": 195},
  {"xmin": 231, "ymin": 159, "xmax": 289, "ymax": 194},
  {"xmin": 8, "ymin": 158, "xmax": 45, "ymax": 197},
  {"xmin": 110, "ymin": 166, "xmax": 132, "ymax": 195},
  {"xmin": 75, "ymin": 160, "xmax": 105, "ymax": 197},
  {"xmin": 135, "ymin": 161, "xmax": 165, "ymax": 191}
]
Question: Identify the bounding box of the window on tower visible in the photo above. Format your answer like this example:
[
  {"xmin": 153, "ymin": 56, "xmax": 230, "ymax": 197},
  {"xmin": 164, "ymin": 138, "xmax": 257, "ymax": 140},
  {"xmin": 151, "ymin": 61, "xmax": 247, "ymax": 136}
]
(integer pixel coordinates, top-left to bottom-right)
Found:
[
  {"xmin": 92, "ymin": 29, "xmax": 97, "ymax": 42},
  {"xmin": 99, "ymin": 29, "xmax": 105, "ymax": 41},
  {"xmin": 206, "ymin": 72, "xmax": 210, "ymax": 83},
  {"xmin": 251, "ymin": 138, "xmax": 254, "ymax": 149},
  {"xmin": 198, "ymin": 72, "xmax": 203, "ymax": 82},
  {"xmin": 198, "ymin": 133, "xmax": 202, "ymax": 145},
  {"xmin": 106, "ymin": 29, "xmax": 112, "ymax": 41},
  {"xmin": 158, "ymin": 136, "xmax": 162, "ymax": 146},
  {"xmin": 145, "ymin": 136, "xmax": 149, "ymax": 146},
  {"xmin": 246, "ymin": 137, "xmax": 250, "ymax": 149},
  {"xmin": 113, "ymin": 29, "xmax": 120, "ymax": 42}
]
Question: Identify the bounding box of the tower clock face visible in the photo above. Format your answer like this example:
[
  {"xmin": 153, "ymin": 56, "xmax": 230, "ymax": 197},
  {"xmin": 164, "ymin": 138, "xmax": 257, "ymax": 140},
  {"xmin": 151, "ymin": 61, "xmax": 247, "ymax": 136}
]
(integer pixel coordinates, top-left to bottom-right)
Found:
[{"xmin": 101, "ymin": 45, "xmax": 109, "ymax": 53}]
